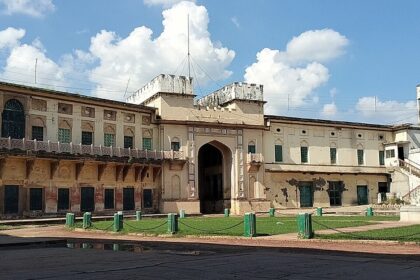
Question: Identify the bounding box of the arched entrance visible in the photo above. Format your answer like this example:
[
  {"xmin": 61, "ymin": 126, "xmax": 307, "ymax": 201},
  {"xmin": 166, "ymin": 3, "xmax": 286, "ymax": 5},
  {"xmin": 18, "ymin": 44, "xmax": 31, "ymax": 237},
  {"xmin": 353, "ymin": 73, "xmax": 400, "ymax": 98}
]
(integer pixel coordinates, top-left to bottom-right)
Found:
[
  {"xmin": 198, "ymin": 142, "xmax": 231, "ymax": 214},
  {"xmin": 2, "ymin": 99, "xmax": 25, "ymax": 139}
]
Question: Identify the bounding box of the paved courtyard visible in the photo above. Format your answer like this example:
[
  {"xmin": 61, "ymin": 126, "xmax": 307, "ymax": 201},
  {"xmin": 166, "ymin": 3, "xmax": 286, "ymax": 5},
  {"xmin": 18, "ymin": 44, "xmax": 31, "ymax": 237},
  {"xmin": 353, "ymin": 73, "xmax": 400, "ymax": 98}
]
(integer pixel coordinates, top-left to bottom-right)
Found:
[{"xmin": 1, "ymin": 240, "xmax": 420, "ymax": 280}]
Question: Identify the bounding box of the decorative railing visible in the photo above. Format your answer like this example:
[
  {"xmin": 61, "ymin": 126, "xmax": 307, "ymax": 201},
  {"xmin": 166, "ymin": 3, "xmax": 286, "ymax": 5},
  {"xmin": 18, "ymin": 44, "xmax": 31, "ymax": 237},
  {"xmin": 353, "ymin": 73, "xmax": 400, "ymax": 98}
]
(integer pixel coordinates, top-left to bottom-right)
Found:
[
  {"xmin": 247, "ymin": 153, "xmax": 264, "ymax": 164},
  {"xmin": 399, "ymin": 159, "xmax": 420, "ymax": 178},
  {"xmin": 0, "ymin": 137, "xmax": 185, "ymax": 160},
  {"xmin": 402, "ymin": 185, "xmax": 420, "ymax": 203}
]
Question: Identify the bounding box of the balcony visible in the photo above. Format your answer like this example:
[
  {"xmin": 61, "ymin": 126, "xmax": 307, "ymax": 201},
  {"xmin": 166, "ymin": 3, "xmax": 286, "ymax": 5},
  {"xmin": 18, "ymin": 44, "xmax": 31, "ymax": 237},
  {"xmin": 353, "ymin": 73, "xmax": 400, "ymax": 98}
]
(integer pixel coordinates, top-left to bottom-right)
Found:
[
  {"xmin": 247, "ymin": 153, "xmax": 263, "ymax": 172},
  {"xmin": 0, "ymin": 137, "xmax": 185, "ymax": 161}
]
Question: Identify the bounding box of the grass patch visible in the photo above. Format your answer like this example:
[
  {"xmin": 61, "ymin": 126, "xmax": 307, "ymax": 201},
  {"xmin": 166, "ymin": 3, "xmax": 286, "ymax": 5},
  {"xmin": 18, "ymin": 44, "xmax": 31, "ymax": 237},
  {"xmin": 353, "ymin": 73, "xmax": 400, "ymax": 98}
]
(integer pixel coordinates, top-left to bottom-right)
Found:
[
  {"xmin": 0, "ymin": 225, "xmax": 22, "ymax": 231},
  {"xmin": 318, "ymin": 224, "xmax": 420, "ymax": 242},
  {"xmin": 74, "ymin": 215, "xmax": 397, "ymax": 237}
]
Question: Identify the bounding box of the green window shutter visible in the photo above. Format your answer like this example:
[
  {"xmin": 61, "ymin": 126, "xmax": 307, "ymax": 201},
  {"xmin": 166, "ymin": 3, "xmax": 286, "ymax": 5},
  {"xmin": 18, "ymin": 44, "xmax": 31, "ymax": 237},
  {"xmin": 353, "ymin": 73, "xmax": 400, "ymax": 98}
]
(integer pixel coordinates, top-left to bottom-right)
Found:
[
  {"xmin": 379, "ymin": 150, "xmax": 385, "ymax": 166},
  {"xmin": 124, "ymin": 136, "xmax": 134, "ymax": 149},
  {"xmin": 330, "ymin": 148, "xmax": 337, "ymax": 164},
  {"xmin": 143, "ymin": 137, "xmax": 152, "ymax": 150},
  {"xmin": 275, "ymin": 145, "xmax": 283, "ymax": 162},
  {"xmin": 104, "ymin": 133, "xmax": 115, "ymax": 147},
  {"xmin": 58, "ymin": 128, "xmax": 71, "ymax": 143},
  {"xmin": 301, "ymin": 147, "xmax": 308, "ymax": 163},
  {"xmin": 248, "ymin": 145, "xmax": 256, "ymax": 154},
  {"xmin": 357, "ymin": 149, "xmax": 364, "ymax": 165},
  {"xmin": 81, "ymin": 131, "xmax": 93, "ymax": 145},
  {"xmin": 171, "ymin": 141, "xmax": 180, "ymax": 151}
]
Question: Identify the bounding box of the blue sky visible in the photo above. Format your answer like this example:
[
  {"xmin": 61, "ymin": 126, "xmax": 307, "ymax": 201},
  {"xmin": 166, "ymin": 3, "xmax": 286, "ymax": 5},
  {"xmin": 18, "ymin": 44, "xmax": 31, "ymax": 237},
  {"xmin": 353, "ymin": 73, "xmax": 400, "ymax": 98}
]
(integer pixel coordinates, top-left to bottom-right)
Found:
[{"xmin": 0, "ymin": 0, "xmax": 419, "ymax": 124}]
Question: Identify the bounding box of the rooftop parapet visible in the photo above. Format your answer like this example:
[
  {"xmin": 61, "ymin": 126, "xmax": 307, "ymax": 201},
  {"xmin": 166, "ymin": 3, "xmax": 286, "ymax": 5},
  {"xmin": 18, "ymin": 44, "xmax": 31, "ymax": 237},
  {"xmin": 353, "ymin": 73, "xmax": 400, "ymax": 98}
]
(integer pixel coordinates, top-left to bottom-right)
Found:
[
  {"xmin": 126, "ymin": 74, "xmax": 193, "ymax": 105},
  {"xmin": 196, "ymin": 82, "xmax": 264, "ymax": 107}
]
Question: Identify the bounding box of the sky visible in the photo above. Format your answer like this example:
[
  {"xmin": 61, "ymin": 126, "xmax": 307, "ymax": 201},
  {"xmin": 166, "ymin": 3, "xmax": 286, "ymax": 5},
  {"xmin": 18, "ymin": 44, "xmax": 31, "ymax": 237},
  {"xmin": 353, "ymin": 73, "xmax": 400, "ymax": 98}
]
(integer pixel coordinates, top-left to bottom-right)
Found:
[{"xmin": 0, "ymin": 0, "xmax": 419, "ymax": 125}]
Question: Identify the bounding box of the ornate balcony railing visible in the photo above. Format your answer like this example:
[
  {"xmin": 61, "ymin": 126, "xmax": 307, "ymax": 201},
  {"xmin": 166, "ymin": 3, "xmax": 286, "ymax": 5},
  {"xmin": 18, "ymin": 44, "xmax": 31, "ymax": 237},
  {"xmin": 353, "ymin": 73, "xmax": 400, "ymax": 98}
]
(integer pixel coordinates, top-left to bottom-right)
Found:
[
  {"xmin": 247, "ymin": 153, "xmax": 264, "ymax": 164},
  {"xmin": 0, "ymin": 137, "xmax": 185, "ymax": 160}
]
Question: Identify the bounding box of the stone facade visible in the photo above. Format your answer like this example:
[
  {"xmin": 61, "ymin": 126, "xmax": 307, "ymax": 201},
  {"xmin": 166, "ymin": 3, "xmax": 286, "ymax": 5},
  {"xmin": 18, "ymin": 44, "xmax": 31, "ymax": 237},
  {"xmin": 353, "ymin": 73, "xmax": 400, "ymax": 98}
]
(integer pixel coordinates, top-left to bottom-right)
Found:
[{"xmin": 0, "ymin": 75, "xmax": 417, "ymax": 217}]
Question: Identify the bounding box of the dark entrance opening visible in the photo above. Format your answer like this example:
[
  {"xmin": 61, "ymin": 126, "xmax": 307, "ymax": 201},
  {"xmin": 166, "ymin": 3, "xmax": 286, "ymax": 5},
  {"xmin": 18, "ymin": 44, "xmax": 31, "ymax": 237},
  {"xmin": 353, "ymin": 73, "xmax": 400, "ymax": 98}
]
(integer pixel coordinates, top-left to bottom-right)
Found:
[
  {"xmin": 80, "ymin": 187, "xmax": 95, "ymax": 212},
  {"xmin": 398, "ymin": 147, "xmax": 405, "ymax": 161},
  {"xmin": 29, "ymin": 188, "xmax": 43, "ymax": 211},
  {"xmin": 143, "ymin": 189, "xmax": 153, "ymax": 208},
  {"xmin": 378, "ymin": 182, "xmax": 388, "ymax": 202},
  {"xmin": 198, "ymin": 143, "xmax": 224, "ymax": 214},
  {"xmin": 4, "ymin": 185, "xmax": 19, "ymax": 214},
  {"xmin": 2, "ymin": 99, "xmax": 25, "ymax": 139},
  {"xmin": 104, "ymin": 188, "xmax": 115, "ymax": 209},
  {"xmin": 57, "ymin": 188, "xmax": 69, "ymax": 211},
  {"xmin": 328, "ymin": 181, "xmax": 343, "ymax": 206},
  {"xmin": 123, "ymin": 187, "xmax": 135, "ymax": 211}
]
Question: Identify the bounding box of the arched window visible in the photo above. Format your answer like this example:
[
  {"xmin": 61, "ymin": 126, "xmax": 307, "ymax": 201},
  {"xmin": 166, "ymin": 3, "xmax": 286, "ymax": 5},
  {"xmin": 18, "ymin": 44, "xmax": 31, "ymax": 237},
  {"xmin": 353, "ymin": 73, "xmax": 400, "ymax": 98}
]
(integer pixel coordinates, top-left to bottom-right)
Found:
[
  {"xmin": 171, "ymin": 137, "xmax": 180, "ymax": 151},
  {"xmin": 2, "ymin": 99, "xmax": 25, "ymax": 139},
  {"xmin": 248, "ymin": 141, "xmax": 256, "ymax": 154}
]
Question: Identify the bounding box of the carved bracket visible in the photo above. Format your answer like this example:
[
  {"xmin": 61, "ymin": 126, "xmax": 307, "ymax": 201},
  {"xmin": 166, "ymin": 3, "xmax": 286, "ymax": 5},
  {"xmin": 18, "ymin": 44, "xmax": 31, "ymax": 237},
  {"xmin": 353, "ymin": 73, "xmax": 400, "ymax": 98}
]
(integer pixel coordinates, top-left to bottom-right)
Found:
[
  {"xmin": 134, "ymin": 165, "xmax": 144, "ymax": 182},
  {"xmin": 50, "ymin": 161, "xmax": 59, "ymax": 179},
  {"xmin": 97, "ymin": 163, "xmax": 107, "ymax": 181},
  {"xmin": 153, "ymin": 166, "xmax": 162, "ymax": 182},
  {"xmin": 26, "ymin": 159, "xmax": 35, "ymax": 179},
  {"xmin": 75, "ymin": 162, "xmax": 84, "ymax": 181}
]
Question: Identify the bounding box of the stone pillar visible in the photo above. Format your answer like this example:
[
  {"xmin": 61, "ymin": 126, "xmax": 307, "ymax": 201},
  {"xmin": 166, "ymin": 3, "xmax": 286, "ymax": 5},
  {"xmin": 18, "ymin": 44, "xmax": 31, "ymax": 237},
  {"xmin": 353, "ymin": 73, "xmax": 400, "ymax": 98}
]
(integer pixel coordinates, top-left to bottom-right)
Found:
[
  {"xmin": 94, "ymin": 184, "xmax": 104, "ymax": 212},
  {"xmin": 45, "ymin": 186, "xmax": 57, "ymax": 213},
  {"xmin": 135, "ymin": 185, "xmax": 142, "ymax": 210},
  {"xmin": 115, "ymin": 187, "xmax": 123, "ymax": 210},
  {"xmin": 70, "ymin": 186, "xmax": 80, "ymax": 213}
]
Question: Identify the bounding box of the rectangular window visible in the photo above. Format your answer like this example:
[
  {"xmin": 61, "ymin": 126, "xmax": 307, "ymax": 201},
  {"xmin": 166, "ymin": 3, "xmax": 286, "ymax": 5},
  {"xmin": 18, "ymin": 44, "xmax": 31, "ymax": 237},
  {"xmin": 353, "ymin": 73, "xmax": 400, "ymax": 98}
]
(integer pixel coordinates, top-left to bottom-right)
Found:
[
  {"xmin": 104, "ymin": 133, "xmax": 115, "ymax": 147},
  {"xmin": 171, "ymin": 141, "xmax": 180, "ymax": 151},
  {"xmin": 57, "ymin": 188, "xmax": 69, "ymax": 211},
  {"xmin": 330, "ymin": 148, "xmax": 337, "ymax": 164},
  {"xmin": 379, "ymin": 150, "xmax": 385, "ymax": 166},
  {"xmin": 386, "ymin": 149, "xmax": 395, "ymax": 158},
  {"xmin": 143, "ymin": 189, "xmax": 153, "ymax": 208},
  {"xmin": 301, "ymin": 147, "xmax": 308, "ymax": 163},
  {"xmin": 58, "ymin": 128, "xmax": 71, "ymax": 143},
  {"xmin": 143, "ymin": 137, "xmax": 152, "ymax": 150},
  {"xmin": 328, "ymin": 181, "xmax": 343, "ymax": 206},
  {"xmin": 81, "ymin": 131, "xmax": 93, "ymax": 145},
  {"xmin": 29, "ymin": 188, "xmax": 43, "ymax": 211},
  {"xmin": 248, "ymin": 145, "xmax": 256, "ymax": 154},
  {"xmin": 104, "ymin": 188, "xmax": 115, "ymax": 209},
  {"xmin": 124, "ymin": 136, "xmax": 134, "ymax": 149},
  {"xmin": 274, "ymin": 145, "xmax": 283, "ymax": 162},
  {"xmin": 31, "ymin": 126, "xmax": 44, "ymax": 141},
  {"xmin": 357, "ymin": 149, "xmax": 364, "ymax": 165}
]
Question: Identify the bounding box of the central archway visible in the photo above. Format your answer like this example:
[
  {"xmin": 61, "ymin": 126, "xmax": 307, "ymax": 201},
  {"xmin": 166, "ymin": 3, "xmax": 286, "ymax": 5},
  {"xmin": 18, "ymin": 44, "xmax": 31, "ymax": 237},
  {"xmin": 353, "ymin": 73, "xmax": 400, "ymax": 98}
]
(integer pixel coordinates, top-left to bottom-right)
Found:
[{"xmin": 198, "ymin": 142, "xmax": 232, "ymax": 214}]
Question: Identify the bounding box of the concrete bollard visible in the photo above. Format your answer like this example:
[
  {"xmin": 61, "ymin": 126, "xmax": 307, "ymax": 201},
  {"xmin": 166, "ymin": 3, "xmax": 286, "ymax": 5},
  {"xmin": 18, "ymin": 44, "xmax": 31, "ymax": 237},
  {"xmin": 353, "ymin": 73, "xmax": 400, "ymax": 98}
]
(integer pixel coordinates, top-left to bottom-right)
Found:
[
  {"xmin": 136, "ymin": 210, "xmax": 142, "ymax": 221},
  {"xmin": 366, "ymin": 207, "xmax": 374, "ymax": 217},
  {"xmin": 167, "ymin": 213, "xmax": 179, "ymax": 234},
  {"xmin": 224, "ymin": 208, "xmax": 230, "ymax": 217},
  {"xmin": 66, "ymin": 213, "xmax": 75, "ymax": 227},
  {"xmin": 297, "ymin": 213, "xmax": 313, "ymax": 239},
  {"xmin": 82, "ymin": 212, "xmax": 92, "ymax": 229},
  {"xmin": 113, "ymin": 212, "xmax": 123, "ymax": 232},
  {"xmin": 244, "ymin": 212, "xmax": 257, "ymax": 237},
  {"xmin": 179, "ymin": 209, "xmax": 186, "ymax": 219},
  {"xmin": 269, "ymin": 208, "xmax": 275, "ymax": 217},
  {"xmin": 316, "ymin": 207, "xmax": 323, "ymax": 217}
]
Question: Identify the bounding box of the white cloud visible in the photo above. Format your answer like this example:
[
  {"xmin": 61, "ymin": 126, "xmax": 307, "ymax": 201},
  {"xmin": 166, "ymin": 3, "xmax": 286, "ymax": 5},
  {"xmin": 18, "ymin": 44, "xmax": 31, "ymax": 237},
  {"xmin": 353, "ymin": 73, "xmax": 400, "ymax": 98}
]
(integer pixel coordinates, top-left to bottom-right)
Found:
[
  {"xmin": 355, "ymin": 97, "xmax": 417, "ymax": 124},
  {"xmin": 231, "ymin": 17, "xmax": 240, "ymax": 28},
  {"xmin": 144, "ymin": 0, "xmax": 195, "ymax": 8},
  {"xmin": 0, "ymin": 27, "xmax": 25, "ymax": 49},
  {"xmin": 0, "ymin": 0, "xmax": 55, "ymax": 17},
  {"xmin": 89, "ymin": 1, "xmax": 235, "ymax": 99},
  {"xmin": 321, "ymin": 102, "xmax": 337, "ymax": 117},
  {"xmin": 244, "ymin": 29, "xmax": 348, "ymax": 115}
]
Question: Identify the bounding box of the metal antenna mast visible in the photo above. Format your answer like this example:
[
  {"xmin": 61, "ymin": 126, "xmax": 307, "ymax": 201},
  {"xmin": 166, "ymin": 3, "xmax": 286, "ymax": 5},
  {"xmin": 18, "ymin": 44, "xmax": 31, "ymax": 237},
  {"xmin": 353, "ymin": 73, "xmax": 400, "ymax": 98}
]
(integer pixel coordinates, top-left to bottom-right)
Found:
[{"xmin": 187, "ymin": 14, "xmax": 191, "ymax": 79}]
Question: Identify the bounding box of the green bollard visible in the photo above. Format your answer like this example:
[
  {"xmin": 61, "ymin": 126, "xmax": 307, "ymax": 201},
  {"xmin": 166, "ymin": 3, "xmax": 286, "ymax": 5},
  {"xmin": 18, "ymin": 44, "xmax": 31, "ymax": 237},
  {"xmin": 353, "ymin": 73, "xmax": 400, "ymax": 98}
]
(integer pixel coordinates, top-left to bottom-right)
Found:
[
  {"xmin": 82, "ymin": 212, "xmax": 92, "ymax": 229},
  {"xmin": 297, "ymin": 213, "xmax": 314, "ymax": 239},
  {"xmin": 66, "ymin": 213, "xmax": 75, "ymax": 227},
  {"xmin": 244, "ymin": 212, "xmax": 257, "ymax": 237},
  {"xmin": 224, "ymin": 208, "xmax": 230, "ymax": 217},
  {"xmin": 113, "ymin": 213, "xmax": 123, "ymax": 232},
  {"xmin": 366, "ymin": 207, "xmax": 374, "ymax": 217},
  {"xmin": 136, "ymin": 210, "xmax": 142, "ymax": 221},
  {"xmin": 167, "ymin": 213, "xmax": 178, "ymax": 234},
  {"xmin": 316, "ymin": 207, "xmax": 323, "ymax": 217},
  {"xmin": 269, "ymin": 208, "xmax": 275, "ymax": 217},
  {"xmin": 179, "ymin": 209, "xmax": 186, "ymax": 219}
]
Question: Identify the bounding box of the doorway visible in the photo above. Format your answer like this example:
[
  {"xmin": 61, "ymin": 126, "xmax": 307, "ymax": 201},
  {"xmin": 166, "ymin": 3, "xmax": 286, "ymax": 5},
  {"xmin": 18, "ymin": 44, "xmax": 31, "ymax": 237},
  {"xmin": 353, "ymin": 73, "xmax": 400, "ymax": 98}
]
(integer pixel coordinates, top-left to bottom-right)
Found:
[
  {"xmin": 328, "ymin": 181, "xmax": 343, "ymax": 206},
  {"xmin": 80, "ymin": 187, "xmax": 95, "ymax": 212},
  {"xmin": 123, "ymin": 187, "xmax": 135, "ymax": 211},
  {"xmin": 299, "ymin": 182, "xmax": 313, "ymax": 208},
  {"xmin": 198, "ymin": 143, "xmax": 229, "ymax": 214},
  {"xmin": 4, "ymin": 185, "xmax": 19, "ymax": 214},
  {"xmin": 357, "ymin": 185, "xmax": 368, "ymax": 205},
  {"xmin": 398, "ymin": 147, "xmax": 405, "ymax": 161}
]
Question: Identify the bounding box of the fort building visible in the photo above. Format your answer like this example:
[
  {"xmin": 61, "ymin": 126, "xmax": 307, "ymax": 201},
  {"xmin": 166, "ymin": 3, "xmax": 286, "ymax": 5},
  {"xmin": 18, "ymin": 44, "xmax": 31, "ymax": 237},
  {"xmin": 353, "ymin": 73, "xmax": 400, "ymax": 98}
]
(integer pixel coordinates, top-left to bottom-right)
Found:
[{"xmin": 0, "ymin": 74, "xmax": 419, "ymax": 217}]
